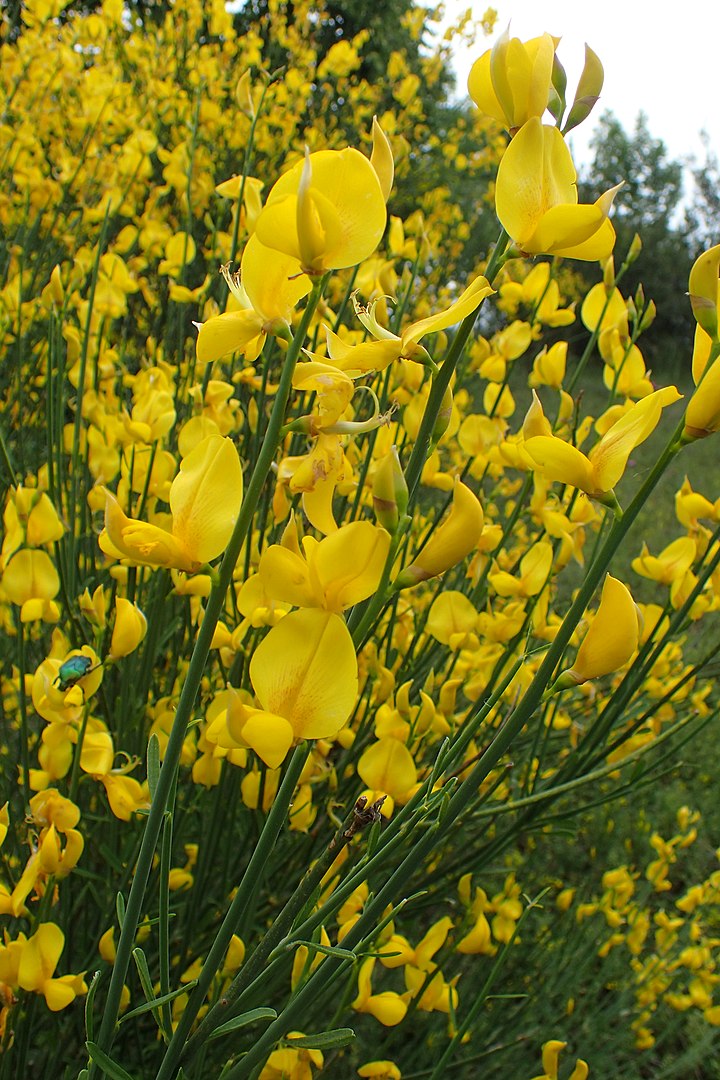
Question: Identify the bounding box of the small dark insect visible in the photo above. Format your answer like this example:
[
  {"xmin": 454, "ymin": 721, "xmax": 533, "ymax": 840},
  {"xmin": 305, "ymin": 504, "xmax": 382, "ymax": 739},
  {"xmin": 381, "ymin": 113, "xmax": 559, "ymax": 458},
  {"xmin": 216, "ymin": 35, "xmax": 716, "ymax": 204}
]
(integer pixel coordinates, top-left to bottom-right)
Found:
[{"xmin": 54, "ymin": 655, "xmax": 99, "ymax": 691}]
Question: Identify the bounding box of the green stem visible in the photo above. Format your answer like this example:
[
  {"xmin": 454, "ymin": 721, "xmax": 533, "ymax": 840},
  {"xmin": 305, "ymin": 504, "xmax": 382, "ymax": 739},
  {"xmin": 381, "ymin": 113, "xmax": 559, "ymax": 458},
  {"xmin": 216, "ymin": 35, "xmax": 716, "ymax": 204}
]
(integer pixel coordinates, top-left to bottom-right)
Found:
[
  {"xmin": 88, "ymin": 275, "xmax": 328, "ymax": 1077},
  {"xmin": 155, "ymin": 743, "xmax": 311, "ymax": 1080}
]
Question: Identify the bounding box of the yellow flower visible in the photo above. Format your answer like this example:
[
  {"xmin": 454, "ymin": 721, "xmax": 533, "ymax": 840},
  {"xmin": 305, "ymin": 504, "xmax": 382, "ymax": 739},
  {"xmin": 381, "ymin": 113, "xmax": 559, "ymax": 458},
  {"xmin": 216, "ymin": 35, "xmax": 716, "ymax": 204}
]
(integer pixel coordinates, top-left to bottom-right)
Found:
[
  {"xmin": 17, "ymin": 924, "xmax": 87, "ymax": 1011},
  {"xmin": 496, "ymin": 118, "xmax": 621, "ymax": 260},
  {"xmin": 1, "ymin": 548, "xmax": 60, "ymax": 622},
  {"xmin": 352, "ymin": 957, "xmax": 408, "ymax": 1026},
  {"xmin": 101, "ymin": 435, "xmax": 243, "ymax": 572},
  {"xmin": 108, "ymin": 598, "xmax": 148, "ymax": 660},
  {"xmin": 227, "ymin": 609, "xmax": 358, "ymax": 768},
  {"xmin": 688, "ymin": 242, "xmax": 720, "ymax": 341},
  {"xmin": 683, "ymin": 325, "xmax": 720, "ymax": 440},
  {"xmin": 327, "ymin": 278, "xmax": 494, "ymax": 375},
  {"xmin": 195, "ymin": 234, "xmax": 311, "ymax": 364},
  {"xmin": 531, "ymin": 1040, "xmax": 589, "ymax": 1080},
  {"xmin": 524, "ymin": 387, "xmax": 681, "ymax": 499},
  {"xmin": 556, "ymin": 575, "xmax": 641, "ymax": 687},
  {"xmin": 394, "ymin": 481, "xmax": 484, "ymax": 588},
  {"xmin": 258, "ymin": 519, "xmax": 390, "ymax": 612},
  {"xmin": 255, "ymin": 145, "xmax": 388, "ymax": 275},
  {"xmin": 468, "ymin": 30, "xmax": 557, "ymax": 131}
]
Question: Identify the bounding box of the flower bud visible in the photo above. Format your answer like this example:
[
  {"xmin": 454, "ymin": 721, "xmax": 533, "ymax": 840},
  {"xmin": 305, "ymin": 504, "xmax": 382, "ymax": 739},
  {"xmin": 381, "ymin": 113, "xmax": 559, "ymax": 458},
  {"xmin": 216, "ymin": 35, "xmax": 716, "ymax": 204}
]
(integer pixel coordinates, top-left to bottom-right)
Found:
[
  {"xmin": 372, "ymin": 447, "xmax": 408, "ymax": 534},
  {"xmin": 563, "ymin": 44, "xmax": 604, "ymax": 133},
  {"xmin": 627, "ymin": 233, "xmax": 643, "ymax": 265}
]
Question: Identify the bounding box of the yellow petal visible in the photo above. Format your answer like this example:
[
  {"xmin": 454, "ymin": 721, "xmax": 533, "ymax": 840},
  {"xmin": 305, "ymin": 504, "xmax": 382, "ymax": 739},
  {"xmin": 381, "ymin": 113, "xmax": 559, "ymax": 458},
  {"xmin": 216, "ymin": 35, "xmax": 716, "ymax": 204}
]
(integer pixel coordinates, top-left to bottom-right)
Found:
[
  {"xmin": 401, "ymin": 277, "xmax": 494, "ymax": 351},
  {"xmin": 370, "ymin": 116, "xmax": 394, "ymax": 202},
  {"xmin": 18, "ymin": 923, "xmax": 64, "ymax": 990},
  {"xmin": 313, "ymin": 522, "xmax": 391, "ymax": 611},
  {"xmin": 569, "ymin": 574, "xmax": 639, "ymax": 682},
  {"xmin": 2, "ymin": 549, "xmax": 60, "ymax": 605},
  {"xmin": 524, "ymin": 436, "xmax": 595, "ymax": 493},
  {"xmin": 249, "ymin": 609, "xmax": 358, "ymax": 740},
  {"xmin": 240, "ymin": 711, "xmax": 295, "ymax": 769},
  {"xmin": 590, "ymin": 386, "xmax": 681, "ymax": 491},
  {"xmin": 170, "ymin": 436, "xmax": 243, "ymax": 565},
  {"xmin": 495, "ymin": 120, "xmax": 576, "ymax": 248},
  {"xmin": 396, "ymin": 481, "xmax": 483, "ymax": 587},
  {"xmin": 242, "ymin": 233, "xmax": 312, "ymax": 322},
  {"xmin": 258, "ymin": 545, "xmax": 322, "ymax": 608},
  {"xmin": 196, "ymin": 309, "xmax": 264, "ymax": 364},
  {"xmin": 357, "ymin": 737, "xmax": 417, "ymax": 799}
]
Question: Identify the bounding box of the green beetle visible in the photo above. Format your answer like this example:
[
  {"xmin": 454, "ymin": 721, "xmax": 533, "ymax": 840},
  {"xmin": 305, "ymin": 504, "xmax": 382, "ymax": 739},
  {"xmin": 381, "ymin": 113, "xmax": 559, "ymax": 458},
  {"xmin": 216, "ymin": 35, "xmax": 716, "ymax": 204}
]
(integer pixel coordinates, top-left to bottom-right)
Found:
[{"xmin": 54, "ymin": 655, "xmax": 99, "ymax": 691}]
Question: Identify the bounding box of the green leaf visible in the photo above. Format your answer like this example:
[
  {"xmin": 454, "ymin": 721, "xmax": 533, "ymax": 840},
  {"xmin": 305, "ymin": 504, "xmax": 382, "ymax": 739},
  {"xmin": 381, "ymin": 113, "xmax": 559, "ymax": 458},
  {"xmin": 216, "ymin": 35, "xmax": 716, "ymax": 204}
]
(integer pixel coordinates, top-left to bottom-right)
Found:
[
  {"xmin": 290, "ymin": 940, "xmax": 355, "ymax": 960},
  {"xmin": 208, "ymin": 1007, "xmax": 278, "ymax": 1041},
  {"xmin": 84, "ymin": 969, "xmax": 102, "ymax": 1043},
  {"xmin": 283, "ymin": 1028, "xmax": 356, "ymax": 1050},
  {"xmin": 85, "ymin": 1043, "xmax": 137, "ymax": 1080},
  {"xmin": 119, "ymin": 980, "xmax": 197, "ymax": 1024},
  {"xmin": 116, "ymin": 892, "xmax": 126, "ymax": 930},
  {"xmin": 147, "ymin": 733, "xmax": 160, "ymax": 800}
]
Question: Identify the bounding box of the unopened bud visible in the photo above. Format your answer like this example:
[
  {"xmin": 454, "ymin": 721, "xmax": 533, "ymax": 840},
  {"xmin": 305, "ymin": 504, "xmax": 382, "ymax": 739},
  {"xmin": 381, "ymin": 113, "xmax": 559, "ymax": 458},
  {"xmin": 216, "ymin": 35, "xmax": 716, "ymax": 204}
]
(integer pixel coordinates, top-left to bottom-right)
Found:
[
  {"xmin": 602, "ymin": 256, "xmax": 615, "ymax": 292},
  {"xmin": 627, "ymin": 233, "xmax": 643, "ymax": 265},
  {"xmin": 634, "ymin": 284, "xmax": 645, "ymax": 314},
  {"xmin": 372, "ymin": 446, "xmax": 408, "ymax": 534},
  {"xmin": 639, "ymin": 299, "xmax": 656, "ymax": 333},
  {"xmin": 563, "ymin": 44, "xmax": 604, "ymax": 133},
  {"xmin": 235, "ymin": 70, "xmax": 256, "ymax": 119},
  {"xmin": 431, "ymin": 384, "xmax": 454, "ymax": 447}
]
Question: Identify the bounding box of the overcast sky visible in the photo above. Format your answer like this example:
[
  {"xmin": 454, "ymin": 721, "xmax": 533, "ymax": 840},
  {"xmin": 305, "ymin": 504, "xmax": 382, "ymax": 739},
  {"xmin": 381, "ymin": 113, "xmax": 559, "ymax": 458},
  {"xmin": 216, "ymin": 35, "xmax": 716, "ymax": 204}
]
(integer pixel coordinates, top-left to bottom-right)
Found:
[{"xmin": 443, "ymin": 0, "xmax": 720, "ymax": 175}]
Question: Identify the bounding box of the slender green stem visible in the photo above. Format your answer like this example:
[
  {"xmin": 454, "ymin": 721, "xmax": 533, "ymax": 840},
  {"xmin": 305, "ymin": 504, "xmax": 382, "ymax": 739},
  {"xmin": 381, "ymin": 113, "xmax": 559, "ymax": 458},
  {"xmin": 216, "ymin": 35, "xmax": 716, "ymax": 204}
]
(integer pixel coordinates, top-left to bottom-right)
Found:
[{"xmin": 88, "ymin": 276, "xmax": 328, "ymax": 1077}]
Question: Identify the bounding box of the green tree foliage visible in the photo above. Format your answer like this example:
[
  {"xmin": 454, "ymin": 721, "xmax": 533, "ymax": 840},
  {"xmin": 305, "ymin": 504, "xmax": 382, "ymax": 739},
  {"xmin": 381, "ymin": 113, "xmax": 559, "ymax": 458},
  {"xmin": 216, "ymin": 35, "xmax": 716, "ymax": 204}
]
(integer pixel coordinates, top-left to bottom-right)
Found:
[
  {"xmin": 685, "ymin": 133, "xmax": 720, "ymax": 250},
  {"xmin": 579, "ymin": 111, "xmax": 693, "ymax": 371}
]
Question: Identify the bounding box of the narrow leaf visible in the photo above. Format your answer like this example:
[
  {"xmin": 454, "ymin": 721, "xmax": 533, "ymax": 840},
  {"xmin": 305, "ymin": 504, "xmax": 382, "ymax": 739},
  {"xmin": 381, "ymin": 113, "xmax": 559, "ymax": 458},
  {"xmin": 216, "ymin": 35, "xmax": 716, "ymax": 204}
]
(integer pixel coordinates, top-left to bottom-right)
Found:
[
  {"xmin": 84, "ymin": 969, "xmax": 102, "ymax": 1043},
  {"xmin": 208, "ymin": 1007, "xmax": 278, "ymax": 1041},
  {"xmin": 290, "ymin": 940, "xmax": 355, "ymax": 960},
  {"xmin": 85, "ymin": 1043, "xmax": 137, "ymax": 1080},
  {"xmin": 119, "ymin": 981, "xmax": 197, "ymax": 1024},
  {"xmin": 147, "ymin": 733, "xmax": 160, "ymax": 800},
  {"xmin": 284, "ymin": 1028, "xmax": 356, "ymax": 1050},
  {"xmin": 116, "ymin": 892, "xmax": 126, "ymax": 930}
]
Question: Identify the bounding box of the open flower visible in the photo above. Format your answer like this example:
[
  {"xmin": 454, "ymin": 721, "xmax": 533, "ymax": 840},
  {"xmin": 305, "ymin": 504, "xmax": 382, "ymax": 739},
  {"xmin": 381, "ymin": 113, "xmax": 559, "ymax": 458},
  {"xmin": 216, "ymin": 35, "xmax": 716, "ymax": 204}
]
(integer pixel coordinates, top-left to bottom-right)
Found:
[
  {"xmin": 101, "ymin": 435, "xmax": 243, "ymax": 572},
  {"xmin": 195, "ymin": 234, "xmax": 311, "ymax": 364},
  {"xmin": 255, "ymin": 144, "xmax": 388, "ymax": 275},
  {"xmin": 468, "ymin": 30, "xmax": 557, "ymax": 131},
  {"xmin": 553, "ymin": 575, "xmax": 641, "ymax": 688},
  {"xmin": 226, "ymin": 609, "xmax": 358, "ymax": 767},
  {"xmin": 496, "ymin": 118, "xmax": 621, "ymax": 260},
  {"xmin": 324, "ymin": 277, "xmax": 494, "ymax": 376},
  {"xmin": 524, "ymin": 387, "xmax": 681, "ymax": 500}
]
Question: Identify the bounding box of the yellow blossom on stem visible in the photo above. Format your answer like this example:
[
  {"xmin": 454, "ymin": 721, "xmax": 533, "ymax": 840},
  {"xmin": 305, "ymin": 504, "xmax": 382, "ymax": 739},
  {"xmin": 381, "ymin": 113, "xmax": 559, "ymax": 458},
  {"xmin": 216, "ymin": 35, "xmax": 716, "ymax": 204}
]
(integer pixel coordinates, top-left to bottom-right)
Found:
[
  {"xmin": 552, "ymin": 575, "xmax": 641, "ymax": 688},
  {"xmin": 101, "ymin": 435, "xmax": 243, "ymax": 572},
  {"xmin": 226, "ymin": 609, "xmax": 358, "ymax": 768},
  {"xmin": 394, "ymin": 480, "xmax": 484, "ymax": 588},
  {"xmin": 258, "ymin": 518, "xmax": 390, "ymax": 612},
  {"xmin": 352, "ymin": 957, "xmax": 408, "ymax": 1026},
  {"xmin": 524, "ymin": 387, "xmax": 681, "ymax": 501},
  {"xmin": 531, "ymin": 1040, "xmax": 589, "ymax": 1080},
  {"xmin": 688, "ymin": 242, "xmax": 720, "ymax": 341},
  {"xmin": 468, "ymin": 30, "xmax": 558, "ymax": 132},
  {"xmin": 108, "ymin": 597, "xmax": 148, "ymax": 659},
  {"xmin": 496, "ymin": 118, "xmax": 621, "ymax": 260},
  {"xmin": 1, "ymin": 548, "xmax": 61, "ymax": 622},
  {"xmin": 17, "ymin": 924, "xmax": 87, "ymax": 1011},
  {"xmin": 195, "ymin": 234, "xmax": 311, "ymax": 364},
  {"xmin": 327, "ymin": 278, "xmax": 494, "ymax": 375},
  {"xmin": 255, "ymin": 144, "xmax": 388, "ymax": 275}
]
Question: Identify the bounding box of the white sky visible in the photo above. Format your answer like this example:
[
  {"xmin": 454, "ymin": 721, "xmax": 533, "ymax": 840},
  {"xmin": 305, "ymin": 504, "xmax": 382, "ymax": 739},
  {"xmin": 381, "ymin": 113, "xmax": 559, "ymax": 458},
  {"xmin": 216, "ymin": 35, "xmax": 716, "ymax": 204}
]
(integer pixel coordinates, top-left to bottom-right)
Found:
[{"xmin": 443, "ymin": 0, "xmax": 720, "ymax": 176}]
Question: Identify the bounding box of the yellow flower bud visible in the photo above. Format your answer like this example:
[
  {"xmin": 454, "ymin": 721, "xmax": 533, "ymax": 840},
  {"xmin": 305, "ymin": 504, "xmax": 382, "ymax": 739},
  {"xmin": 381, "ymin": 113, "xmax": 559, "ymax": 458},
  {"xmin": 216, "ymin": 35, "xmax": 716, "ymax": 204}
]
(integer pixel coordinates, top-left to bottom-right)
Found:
[{"xmin": 372, "ymin": 447, "xmax": 408, "ymax": 534}]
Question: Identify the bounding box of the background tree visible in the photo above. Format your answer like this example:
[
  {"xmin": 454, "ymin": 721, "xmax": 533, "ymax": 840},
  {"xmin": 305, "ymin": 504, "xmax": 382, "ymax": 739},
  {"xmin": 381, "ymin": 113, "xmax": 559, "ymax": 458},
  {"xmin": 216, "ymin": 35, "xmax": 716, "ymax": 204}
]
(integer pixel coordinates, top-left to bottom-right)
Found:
[
  {"xmin": 685, "ymin": 132, "xmax": 720, "ymax": 250},
  {"xmin": 578, "ymin": 111, "xmax": 693, "ymax": 372}
]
